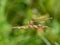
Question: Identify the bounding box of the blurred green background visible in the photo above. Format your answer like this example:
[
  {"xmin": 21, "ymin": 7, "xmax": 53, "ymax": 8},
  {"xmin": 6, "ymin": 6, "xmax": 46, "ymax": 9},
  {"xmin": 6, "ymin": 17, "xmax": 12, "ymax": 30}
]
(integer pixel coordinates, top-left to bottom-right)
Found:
[{"xmin": 0, "ymin": 0, "xmax": 60, "ymax": 45}]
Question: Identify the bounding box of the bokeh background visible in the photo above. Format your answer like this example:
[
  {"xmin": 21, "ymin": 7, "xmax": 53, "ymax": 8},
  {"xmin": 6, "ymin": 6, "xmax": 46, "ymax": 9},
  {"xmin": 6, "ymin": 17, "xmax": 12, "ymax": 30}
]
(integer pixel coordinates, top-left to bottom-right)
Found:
[{"xmin": 0, "ymin": 0, "xmax": 60, "ymax": 45}]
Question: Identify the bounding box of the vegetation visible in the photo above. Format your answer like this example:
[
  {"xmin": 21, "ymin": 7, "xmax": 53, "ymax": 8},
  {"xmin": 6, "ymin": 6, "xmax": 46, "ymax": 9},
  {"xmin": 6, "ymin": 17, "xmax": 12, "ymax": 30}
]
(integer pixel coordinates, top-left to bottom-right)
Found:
[{"xmin": 0, "ymin": 0, "xmax": 60, "ymax": 45}]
